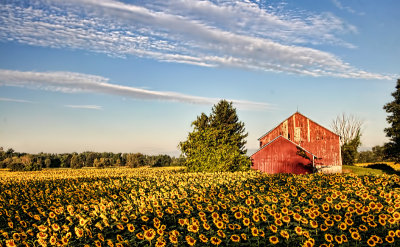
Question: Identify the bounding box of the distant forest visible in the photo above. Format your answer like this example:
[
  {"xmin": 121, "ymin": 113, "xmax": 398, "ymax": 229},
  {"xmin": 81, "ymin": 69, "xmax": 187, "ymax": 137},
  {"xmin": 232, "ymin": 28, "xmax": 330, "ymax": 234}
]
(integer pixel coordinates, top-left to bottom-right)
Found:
[{"xmin": 0, "ymin": 147, "xmax": 185, "ymax": 171}]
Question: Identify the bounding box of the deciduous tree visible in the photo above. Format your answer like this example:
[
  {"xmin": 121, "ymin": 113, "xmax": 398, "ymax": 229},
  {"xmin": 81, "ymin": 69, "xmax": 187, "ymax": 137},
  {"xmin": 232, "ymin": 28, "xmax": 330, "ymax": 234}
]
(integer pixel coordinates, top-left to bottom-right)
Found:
[
  {"xmin": 331, "ymin": 113, "xmax": 363, "ymax": 165},
  {"xmin": 180, "ymin": 100, "xmax": 250, "ymax": 172}
]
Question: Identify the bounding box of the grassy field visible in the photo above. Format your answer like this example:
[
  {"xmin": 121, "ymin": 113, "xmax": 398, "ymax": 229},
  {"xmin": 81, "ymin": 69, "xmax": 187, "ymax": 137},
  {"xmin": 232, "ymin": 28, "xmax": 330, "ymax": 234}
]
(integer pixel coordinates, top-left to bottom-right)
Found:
[
  {"xmin": 343, "ymin": 165, "xmax": 386, "ymax": 176},
  {"xmin": 1, "ymin": 167, "xmax": 399, "ymax": 247},
  {"xmin": 343, "ymin": 162, "xmax": 400, "ymax": 176}
]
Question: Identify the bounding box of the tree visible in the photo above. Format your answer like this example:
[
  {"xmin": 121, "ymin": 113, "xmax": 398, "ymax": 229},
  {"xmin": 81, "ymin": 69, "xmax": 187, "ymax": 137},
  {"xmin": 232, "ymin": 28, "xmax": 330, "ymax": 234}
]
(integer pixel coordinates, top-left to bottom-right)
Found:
[
  {"xmin": 383, "ymin": 79, "xmax": 400, "ymax": 163},
  {"xmin": 126, "ymin": 153, "xmax": 146, "ymax": 168},
  {"xmin": 331, "ymin": 113, "xmax": 363, "ymax": 165},
  {"xmin": 70, "ymin": 154, "xmax": 82, "ymax": 169},
  {"xmin": 179, "ymin": 100, "xmax": 250, "ymax": 172},
  {"xmin": 153, "ymin": 155, "xmax": 172, "ymax": 167},
  {"xmin": 45, "ymin": 158, "xmax": 52, "ymax": 168}
]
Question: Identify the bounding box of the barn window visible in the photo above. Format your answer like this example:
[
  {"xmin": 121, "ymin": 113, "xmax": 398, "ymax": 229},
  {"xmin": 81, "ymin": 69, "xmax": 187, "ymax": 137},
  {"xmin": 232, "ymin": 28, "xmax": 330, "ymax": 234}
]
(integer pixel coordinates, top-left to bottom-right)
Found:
[
  {"xmin": 260, "ymin": 141, "xmax": 263, "ymax": 147},
  {"xmin": 288, "ymin": 134, "xmax": 291, "ymax": 140}
]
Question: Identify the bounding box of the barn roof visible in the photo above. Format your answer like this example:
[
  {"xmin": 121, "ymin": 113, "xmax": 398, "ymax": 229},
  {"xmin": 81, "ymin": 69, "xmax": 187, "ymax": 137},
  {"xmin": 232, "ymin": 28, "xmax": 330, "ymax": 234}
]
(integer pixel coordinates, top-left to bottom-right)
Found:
[
  {"xmin": 257, "ymin": 111, "xmax": 339, "ymax": 141},
  {"xmin": 251, "ymin": 135, "xmax": 317, "ymax": 158}
]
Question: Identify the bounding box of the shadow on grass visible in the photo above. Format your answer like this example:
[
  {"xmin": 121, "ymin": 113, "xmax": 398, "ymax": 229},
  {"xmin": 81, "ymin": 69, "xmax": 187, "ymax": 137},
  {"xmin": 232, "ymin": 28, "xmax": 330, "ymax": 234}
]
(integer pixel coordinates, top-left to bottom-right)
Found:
[{"xmin": 366, "ymin": 163, "xmax": 400, "ymax": 175}]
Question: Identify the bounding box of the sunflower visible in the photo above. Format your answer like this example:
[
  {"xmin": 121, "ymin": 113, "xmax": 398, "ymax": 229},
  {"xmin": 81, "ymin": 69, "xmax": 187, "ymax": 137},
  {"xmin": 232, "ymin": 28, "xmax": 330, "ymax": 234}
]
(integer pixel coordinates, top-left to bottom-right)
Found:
[
  {"xmin": 203, "ymin": 222, "xmax": 211, "ymax": 230},
  {"xmin": 344, "ymin": 218, "xmax": 353, "ymax": 226},
  {"xmin": 367, "ymin": 238, "xmax": 376, "ymax": 247},
  {"xmin": 334, "ymin": 235, "xmax": 342, "ymax": 244},
  {"xmin": 252, "ymin": 214, "xmax": 260, "ymax": 222},
  {"xmin": 230, "ymin": 234, "xmax": 240, "ymax": 243},
  {"xmin": 243, "ymin": 217, "xmax": 250, "ymax": 226},
  {"xmin": 115, "ymin": 223, "xmax": 124, "ymax": 230},
  {"xmin": 280, "ymin": 230, "xmax": 289, "ymax": 240},
  {"xmin": 261, "ymin": 214, "xmax": 267, "ymax": 222},
  {"xmin": 269, "ymin": 224, "xmax": 278, "ymax": 233},
  {"xmin": 338, "ymin": 222, "xmax": 347, "ymax": 230},
  {"xmin": 185, "ymin": 236, "xmax": 196, "ymax": 246},
  {"xmin": 61, "ymin": 236, "xmax": 69, "ymax": 245},
  {"xmin": 217, "ymin": 230, "xmax": 226, "ymax": 238},
  {"xmin": 241, "ymin": 233, "xmax": 247, "ymax": 241},
  {"xmin": 199, "ymin": 234, "xmax": 208, "ymax": 243},
  {"xmin": 310, "ymin": 220, "xmax": 318, "ymax": 228},
  {"xmin": 388, "ymin": 230, "xmax": 395, "ymax": 237},
  {"xmin": 325, "ymin": 234, "xmax": 333, "ymax": 243},
  {"xmin": 127, "ymin": 223, "xmax": 135, "ymax": 233},
  {"xmin": 38, "ymin": 238, "xmax": 47, "ymax": 247},
  {"xmin": 282, "ymin": 215, "xmax": 290, "ymax": 223},
  {"xmin": 94, "ymin": 240, "xmax": 102, "ymax": 247},
  {"xmin": 49, "ymin": 236, "xmax": 57, "ymax": 246},
  {"xmin": 98, "ymin": 233, "xmax": 105, "ymax": 242},
  {"xmin": 75, "ymin": 227, "xmax": 84, "ymax": 238},
  {"xmin": 358, "ymin": 224, "xmax": 368, "ymax": 231},
  {"xmin": 188, "ymin": 224, "xmax": 199, "ymax": 233},
  {"xmin": 210, "ymin": 237, "xmax": 222, "ymax": 246},
  {"xmin": 51, "ymin": 223, "xmax": 60, "ymax": 232},
  {"xmin": 37, "ymin": 232, "xmax": 48, "ymax": 240},
  {"xmin": 251, "ymin": 227, "xmax": 259, "ymax": 236},
  {"xmin": 368, "ymin": 221, "xmax": 377, "ymax": 228},
  {"xmin": 293, "ymin": 213, "xmax": 302, "ymax": 221},
  {"xmin": 38, "ymin": 225, "xmax": 48, "ymax": 232},
  {"xmin": 178, "ymin": 219, "xmax": 186, "ymax": 226},
  {"xmin": 215, "ymin": 221, "xmax": 224, "ymax": 229},
  {"xmin": 269, "ymin": 236, "xmax": 279, "ymax": 245},
  {"xmin": 116, "ymin": 235, "xmax": 124, "ymax": 242},
  {"xmin": 144, "ymin": 229, "xmax": 156, "ymax": 241},
  {"xmin": 106, "ymin": 239, "xmax": 114, "ymax": 247},
  {"xmin": 169, "ymin": 234, "xmax": 178, "ymax": 244},
  {"xmin": 275, "ymin": 219, "xmax": 283, "ymax": 226},
  {"xmin": 324, "ymin": 219, "xmax": 334, "ymax": 227},
  {"xmin": 12, "ymin": 233, "xmax": 20, "ymax": 242},
  {"xmin": 385, "ymin": 236, "xmax": 394, "ymax": 244},
  {"xmin": 294, "ymin": 226, "xmax": 303, "ymax": 235}
]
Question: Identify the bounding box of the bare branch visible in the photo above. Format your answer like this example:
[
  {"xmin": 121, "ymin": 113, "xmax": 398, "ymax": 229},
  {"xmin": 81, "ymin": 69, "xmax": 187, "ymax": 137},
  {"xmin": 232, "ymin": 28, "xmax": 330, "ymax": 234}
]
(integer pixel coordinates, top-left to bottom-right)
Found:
[{"xmin": 330, "ymin": 113, "xmax": 363, "ymax": 146}]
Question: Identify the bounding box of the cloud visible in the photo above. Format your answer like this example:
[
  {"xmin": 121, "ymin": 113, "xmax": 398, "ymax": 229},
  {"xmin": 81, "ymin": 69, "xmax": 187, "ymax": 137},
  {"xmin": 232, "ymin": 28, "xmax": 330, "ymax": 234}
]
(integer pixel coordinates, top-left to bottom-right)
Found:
[
  {"xmin": 0, "ymin": 69, "xmax": 272, "ymax": 111},
  {"xmin": 0, "ymin": 97, "xmax": 33, "ymax": 103},
  {"xmin": 331, "ymin": 0, "xmax": 363, "ymax": 15},
  {"xmin": 64, "ymin": 105, "xmax": 103, "ymax": 110},
  {"xmin": 0, "ymin": 0, "xmax": 391, "ymax": 80}
]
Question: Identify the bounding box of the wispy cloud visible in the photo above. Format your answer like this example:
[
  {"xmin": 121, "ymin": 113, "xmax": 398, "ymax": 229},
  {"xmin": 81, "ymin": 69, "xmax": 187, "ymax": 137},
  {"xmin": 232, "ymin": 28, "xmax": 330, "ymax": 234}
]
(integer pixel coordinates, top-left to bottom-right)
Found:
[
  {"xmin": 0, "ymin": 0, "xmax": 390, "ymax": 79},
  {"xmin": 0, "ymin": 97, "xmax": 33, "ymax": 103},
  {"xmin": 331, "ymin": 0, "xmax": 363, "ymax": 15},
  {"xmin": 64, "ymin": 104, "xmax": 103, "ymax": 110},
  {"xmin": 0, "ymin": 69, "xmax": 272, "ymax": 111}
]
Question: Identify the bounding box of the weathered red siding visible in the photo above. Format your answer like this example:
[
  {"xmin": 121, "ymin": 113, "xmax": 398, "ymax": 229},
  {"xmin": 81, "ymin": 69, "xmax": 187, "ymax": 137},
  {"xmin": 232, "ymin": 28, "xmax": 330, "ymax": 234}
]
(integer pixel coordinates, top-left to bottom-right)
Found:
[
  {"xmin": 251, "ymin": 136, "xmax": 313, "ymax": 174},
  {"xmin": 252, "ymin": 112, "xmax": 341, "ymax": 174}
]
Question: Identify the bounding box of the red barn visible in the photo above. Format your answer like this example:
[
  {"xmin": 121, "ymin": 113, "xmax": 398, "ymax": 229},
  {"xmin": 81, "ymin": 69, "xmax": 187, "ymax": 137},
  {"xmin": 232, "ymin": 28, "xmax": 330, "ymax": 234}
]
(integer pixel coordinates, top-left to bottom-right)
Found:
[{"xmin": 251, "ymin": 112, "xmax": 342, "ymax": 174}]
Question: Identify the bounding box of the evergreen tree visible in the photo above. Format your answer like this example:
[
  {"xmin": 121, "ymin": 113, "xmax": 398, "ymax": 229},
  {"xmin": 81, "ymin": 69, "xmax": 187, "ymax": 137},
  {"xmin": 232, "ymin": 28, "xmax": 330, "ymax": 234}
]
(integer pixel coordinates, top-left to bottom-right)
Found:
[
  {"xmin": 383, "ymin": 79, "xmax": 400, "ymax": 163},
  {"xmin": 179, "ymin": 100, "xmax": 250, "ymax": 172}
]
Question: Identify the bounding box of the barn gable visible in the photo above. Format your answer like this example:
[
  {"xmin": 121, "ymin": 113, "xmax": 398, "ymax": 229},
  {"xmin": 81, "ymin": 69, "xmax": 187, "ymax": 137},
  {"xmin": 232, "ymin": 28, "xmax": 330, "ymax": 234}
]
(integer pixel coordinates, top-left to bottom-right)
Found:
[
  {"xmin": 251, "ymin": 112, "xmax": 342, "ymax": 174},
  {"xmin": 258, "ymin": 112, "xmax": 339, "ymax": 143}
]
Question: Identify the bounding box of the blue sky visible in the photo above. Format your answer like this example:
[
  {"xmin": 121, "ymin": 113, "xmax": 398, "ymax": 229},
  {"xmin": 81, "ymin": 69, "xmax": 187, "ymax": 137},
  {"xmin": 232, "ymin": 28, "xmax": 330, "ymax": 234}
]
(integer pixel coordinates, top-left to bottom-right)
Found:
[{"xmin": 0, "ymin": 0, "xmax": 399, "ymax": 155}]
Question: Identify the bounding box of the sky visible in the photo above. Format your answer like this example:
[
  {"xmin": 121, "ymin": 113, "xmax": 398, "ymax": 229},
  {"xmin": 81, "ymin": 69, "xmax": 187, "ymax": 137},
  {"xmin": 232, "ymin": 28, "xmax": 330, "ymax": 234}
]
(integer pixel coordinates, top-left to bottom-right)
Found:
[{"xmin": 0, "ymin": 0, "xmax": 399, "ymax": 156}]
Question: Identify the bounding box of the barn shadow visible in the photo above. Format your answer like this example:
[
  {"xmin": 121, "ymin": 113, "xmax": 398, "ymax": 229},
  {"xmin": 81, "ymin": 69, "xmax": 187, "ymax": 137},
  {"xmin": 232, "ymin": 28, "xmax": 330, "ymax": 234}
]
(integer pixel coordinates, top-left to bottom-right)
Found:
[{"xmin": 366, "ymin": 163, "xmax": 400, "ymax": 175}]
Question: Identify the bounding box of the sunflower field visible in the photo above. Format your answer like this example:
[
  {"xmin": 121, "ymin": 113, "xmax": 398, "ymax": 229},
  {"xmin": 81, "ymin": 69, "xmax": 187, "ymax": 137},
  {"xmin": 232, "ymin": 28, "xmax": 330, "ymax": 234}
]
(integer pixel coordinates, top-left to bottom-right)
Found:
[{"xmin": 1, "ymin": 167, "xmax": 400, "ymax": 247}]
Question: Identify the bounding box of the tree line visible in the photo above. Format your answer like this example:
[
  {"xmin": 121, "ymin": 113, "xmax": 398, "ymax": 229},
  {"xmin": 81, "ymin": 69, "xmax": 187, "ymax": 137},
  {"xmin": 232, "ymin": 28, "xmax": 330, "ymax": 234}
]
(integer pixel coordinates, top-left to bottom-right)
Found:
[{"xmin": 0, "ymin": 148, "xmax": 185, "ymax": 171}]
